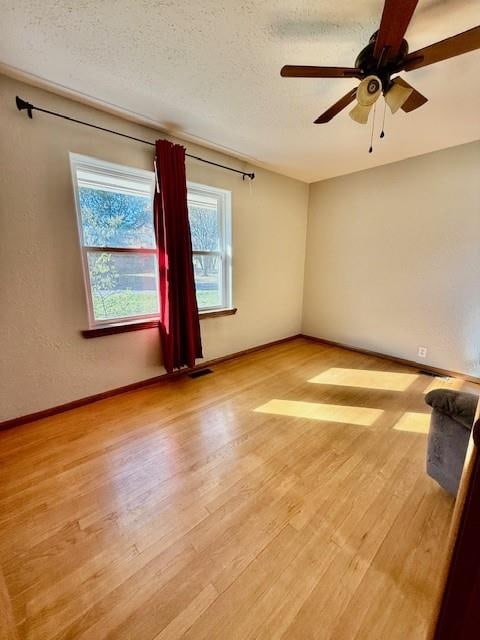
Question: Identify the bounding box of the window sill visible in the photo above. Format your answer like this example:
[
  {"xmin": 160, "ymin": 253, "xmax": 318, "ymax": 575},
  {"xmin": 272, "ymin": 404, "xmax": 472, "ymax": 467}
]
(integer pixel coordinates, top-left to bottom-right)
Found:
[
  {"xmin": 82, "ymin": 308, "xmax": 237, "ymax": 338},
  {"xmin": 199, "ymin": 307, "xmax": 237, "ymax": 319},
  {"xmin": 82, "ymin": 319, "xmax": 160, "ymax": 338}
]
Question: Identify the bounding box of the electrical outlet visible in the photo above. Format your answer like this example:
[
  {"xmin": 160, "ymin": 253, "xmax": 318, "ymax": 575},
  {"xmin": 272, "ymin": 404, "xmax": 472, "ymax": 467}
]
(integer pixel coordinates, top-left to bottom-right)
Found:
[{"xmin": 418, "ymin": 346, "xmax": 427, "ymax": 358}]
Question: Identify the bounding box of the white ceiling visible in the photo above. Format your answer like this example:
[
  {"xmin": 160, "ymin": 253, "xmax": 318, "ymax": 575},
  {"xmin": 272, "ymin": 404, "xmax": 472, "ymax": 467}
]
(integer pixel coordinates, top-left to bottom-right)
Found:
[{"xmin": 1, "ymin": 0, "xmax": 479, "ymax": 182}]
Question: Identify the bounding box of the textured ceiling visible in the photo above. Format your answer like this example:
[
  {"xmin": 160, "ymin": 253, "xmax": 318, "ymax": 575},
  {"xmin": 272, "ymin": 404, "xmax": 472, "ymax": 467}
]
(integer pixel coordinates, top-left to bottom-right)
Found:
[{"xmin": 1, "ymin": 0, "xmax": 479, "ymax": 182}]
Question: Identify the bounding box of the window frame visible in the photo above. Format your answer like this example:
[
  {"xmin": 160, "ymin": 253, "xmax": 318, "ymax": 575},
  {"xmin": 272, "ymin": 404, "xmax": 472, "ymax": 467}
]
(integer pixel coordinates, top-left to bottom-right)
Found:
[
  {"xmin": 70, "ymin": 153, "xmax": 160, "ymax": 329},
  {"xmin": 70, "ymin": 154, "xmax": 234, "ymax": 334},
  {"xmin": 187, "ymin": 181, "xmax": 232, "ymax": 313}
]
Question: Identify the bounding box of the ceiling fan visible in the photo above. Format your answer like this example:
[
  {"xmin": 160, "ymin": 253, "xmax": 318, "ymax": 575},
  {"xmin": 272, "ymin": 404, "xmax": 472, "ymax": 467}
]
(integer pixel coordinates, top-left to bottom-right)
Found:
[{"xmin": 280, "ymin": 0, "xmax": 480, "ymax": 125}]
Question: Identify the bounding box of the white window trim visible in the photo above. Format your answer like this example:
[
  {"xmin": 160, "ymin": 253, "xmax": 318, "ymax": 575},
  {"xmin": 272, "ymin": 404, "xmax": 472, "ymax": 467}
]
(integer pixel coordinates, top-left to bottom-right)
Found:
[
  {"xmin": 70, "ymin": 153, "xmax": 159, "ymax": 328},
  {"xmin": 187, "ymin": 181, "xmax": 232, "ymax": 312}
]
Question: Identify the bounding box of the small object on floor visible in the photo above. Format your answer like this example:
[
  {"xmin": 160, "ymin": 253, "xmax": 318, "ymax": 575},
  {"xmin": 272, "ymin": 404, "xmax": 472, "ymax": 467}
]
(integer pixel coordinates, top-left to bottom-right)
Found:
[
  {"xmin": 419, "ymin": 370, "xmax": 448, "ymax": 378},
  {"xmin": 188, "ymin": 368, "xmax": 214, "ymax": 379}
]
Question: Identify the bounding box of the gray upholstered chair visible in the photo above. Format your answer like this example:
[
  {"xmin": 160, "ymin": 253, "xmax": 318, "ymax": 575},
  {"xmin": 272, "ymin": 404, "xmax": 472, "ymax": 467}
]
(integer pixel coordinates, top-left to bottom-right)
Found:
[{"xmin": 425, "ymin": 389, "xmax": 479, "ymax": 496}]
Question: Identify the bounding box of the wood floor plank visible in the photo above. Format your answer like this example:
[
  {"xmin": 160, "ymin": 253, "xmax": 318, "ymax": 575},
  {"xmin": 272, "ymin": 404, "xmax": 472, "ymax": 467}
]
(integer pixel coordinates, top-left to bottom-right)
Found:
[
  {"xmin": 1, "ymin": 338, "xmax": 476, "ymax": 639},
  {"xmin": 0, "ymin": 568, "xmax": 19, "ymax": 640}
]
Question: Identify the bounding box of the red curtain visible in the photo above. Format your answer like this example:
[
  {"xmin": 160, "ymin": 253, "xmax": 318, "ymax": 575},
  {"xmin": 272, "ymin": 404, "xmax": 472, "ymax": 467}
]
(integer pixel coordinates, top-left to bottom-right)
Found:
[{"xmin": 154, "ymin": 139, "xmax": 203, "ymax": 373}]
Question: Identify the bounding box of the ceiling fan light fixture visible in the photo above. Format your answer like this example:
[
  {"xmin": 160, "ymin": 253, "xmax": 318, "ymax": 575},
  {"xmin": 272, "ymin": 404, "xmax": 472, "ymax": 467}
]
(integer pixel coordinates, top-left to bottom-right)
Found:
[
  {"xmin": 385, "ymin": 78, "xmax": 414, "ymax": 113},
  {"xmin": 349, "ymin": 103, "xmax": 373, "ymax": 124},
  {"xmin": 349, "ymin": 75, "xmax": 382, "ymax": 124}
]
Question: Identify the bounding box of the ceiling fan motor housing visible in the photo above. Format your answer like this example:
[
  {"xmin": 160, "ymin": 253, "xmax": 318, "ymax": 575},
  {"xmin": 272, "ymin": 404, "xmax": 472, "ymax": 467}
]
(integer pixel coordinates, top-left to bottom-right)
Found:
[{"xmin": 356, "ymin": 33, "xmax": 409, "ymax": 91}]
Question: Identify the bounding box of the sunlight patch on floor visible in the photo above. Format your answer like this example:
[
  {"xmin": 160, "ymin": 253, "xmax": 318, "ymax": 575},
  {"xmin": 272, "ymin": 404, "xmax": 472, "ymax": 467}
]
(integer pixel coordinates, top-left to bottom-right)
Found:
[
  {"xmin": 308, "ymin": 368, "xmax": 418, "ymax": 391},
  {"xmin": 393, "ymin": 412, "xmax": 431, "ymax": 434},
  {"xmin": 254, "ymin": 399, "xmax": 383, "ymax": 426}
]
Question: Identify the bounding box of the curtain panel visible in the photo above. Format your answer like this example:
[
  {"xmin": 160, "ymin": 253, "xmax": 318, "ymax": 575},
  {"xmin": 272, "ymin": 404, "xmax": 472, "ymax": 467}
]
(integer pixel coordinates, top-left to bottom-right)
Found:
[{"xmin": 154, "ymin": 139, "xmax": 203, "ymax": 372}]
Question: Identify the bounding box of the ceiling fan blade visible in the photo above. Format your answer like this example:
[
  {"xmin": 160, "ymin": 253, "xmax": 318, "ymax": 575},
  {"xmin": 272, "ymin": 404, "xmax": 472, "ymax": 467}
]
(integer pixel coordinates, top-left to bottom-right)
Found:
[
  {"xmin": 314, "ymin": 88, "xmax": 358, "ymax": 124},
  {"xmin": 373, "ymin": 0, "xmax": 419, "ymax": 62},
  {"xmin": 393, "ymin": 77, "xmax": 428, "ymax": 112},
  {"xmin": 403, "ymin": 26, "xmax": 480, "ymax": 71},
  {"xmin": 281, "ymin": 66, "xmax": 363, "ymax": 78}
]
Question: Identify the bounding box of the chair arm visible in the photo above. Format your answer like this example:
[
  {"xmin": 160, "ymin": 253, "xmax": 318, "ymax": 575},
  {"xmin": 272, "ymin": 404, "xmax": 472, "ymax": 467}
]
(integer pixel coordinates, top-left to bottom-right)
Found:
[{"xmin": 425, "ymin": 389, "xmax": 478, "ymax": 430}]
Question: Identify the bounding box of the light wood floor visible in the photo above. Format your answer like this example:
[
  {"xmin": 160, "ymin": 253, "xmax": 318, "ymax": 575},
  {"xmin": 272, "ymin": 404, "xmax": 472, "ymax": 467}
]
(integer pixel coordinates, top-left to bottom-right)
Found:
[{"xmin": 1, "ymin": 338, "xmax": 478, "ymax": 640}]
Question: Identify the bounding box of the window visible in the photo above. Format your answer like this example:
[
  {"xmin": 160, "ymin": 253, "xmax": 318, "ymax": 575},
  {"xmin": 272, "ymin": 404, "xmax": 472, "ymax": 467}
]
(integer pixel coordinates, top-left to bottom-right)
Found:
[
  {"xmin": 188, "ymin": 182, "xmax": 232, "ymax": 311},
  {"xmin": 71, "ymin": 154, "xmax": 233, "ymax": 329},
  {"xmin": 70, "ymin": 154, "xmax": 159, "ymax": 327}
]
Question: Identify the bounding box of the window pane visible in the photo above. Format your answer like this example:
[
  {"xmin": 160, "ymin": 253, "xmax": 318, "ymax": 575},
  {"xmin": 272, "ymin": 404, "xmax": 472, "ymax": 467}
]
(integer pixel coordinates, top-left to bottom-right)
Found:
[
  {"xmin": 79, "ymin": 186, "xmax": 155, "ymax": 248},
  {"xmin": 193, "ymin": 254, "xmax": 223, "ymax": 309},
  {"xmin": 188, "ymin": 200, "xmax": 220, "ymax": 252},
  {"xmin": 86, "ymin": 251, "xmax": 159, "ymax": 321}
]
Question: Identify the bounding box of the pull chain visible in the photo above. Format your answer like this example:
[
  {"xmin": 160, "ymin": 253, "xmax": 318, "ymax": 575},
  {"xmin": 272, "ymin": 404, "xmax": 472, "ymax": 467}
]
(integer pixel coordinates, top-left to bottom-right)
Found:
[
  {"xmin": 380, "ymin": 98, "xmax": 386, "ymax": 139},
  {"xmin": 369, "ymin": 102, "xmax": 377, "ymax": 153}
]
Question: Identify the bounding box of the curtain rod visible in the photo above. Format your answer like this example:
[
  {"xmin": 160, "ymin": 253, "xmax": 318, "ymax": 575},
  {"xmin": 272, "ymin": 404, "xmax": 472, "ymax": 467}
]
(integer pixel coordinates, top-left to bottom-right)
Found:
[{"xmin": 15, "ymin": 96, "xmax": 255, "ymax": 181}]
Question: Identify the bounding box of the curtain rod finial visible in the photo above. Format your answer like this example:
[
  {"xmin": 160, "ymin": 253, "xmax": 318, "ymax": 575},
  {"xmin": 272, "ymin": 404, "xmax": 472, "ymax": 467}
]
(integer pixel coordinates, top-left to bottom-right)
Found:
[{"xmin": 16, "ymin": 96, "xmax": 34, "ymax": 118}]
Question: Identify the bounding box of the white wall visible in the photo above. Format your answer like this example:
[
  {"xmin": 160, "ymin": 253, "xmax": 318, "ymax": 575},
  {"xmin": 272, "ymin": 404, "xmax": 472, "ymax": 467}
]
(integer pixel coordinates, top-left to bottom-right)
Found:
[
  {"xmin": 0, "ymin": 74, "xmax": 309, "ymax": 422},
  {"xmin": 303, "ymin": 141, "xmax": 480, "ymax": 377}
]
